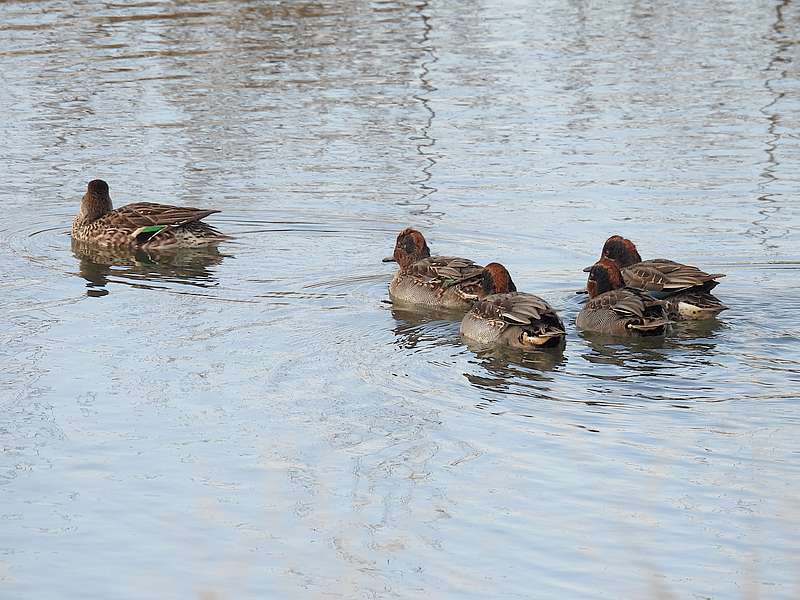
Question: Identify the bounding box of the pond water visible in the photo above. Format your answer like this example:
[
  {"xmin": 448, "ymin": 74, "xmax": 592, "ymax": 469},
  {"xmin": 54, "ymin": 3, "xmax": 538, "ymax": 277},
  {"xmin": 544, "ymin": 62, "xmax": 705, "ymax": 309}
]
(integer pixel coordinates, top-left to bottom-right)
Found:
[{"xmin": 2, "ymin": 0, "xmax": 800, "ymax": 598}]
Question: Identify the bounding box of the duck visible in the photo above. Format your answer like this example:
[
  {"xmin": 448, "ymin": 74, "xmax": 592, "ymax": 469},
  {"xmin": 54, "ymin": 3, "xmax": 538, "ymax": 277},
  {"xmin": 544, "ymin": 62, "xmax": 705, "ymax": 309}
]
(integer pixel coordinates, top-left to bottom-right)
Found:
[
  {"xmin": 383, "ymin": 228, "xmax": 486, "ymax": 310},
  {"xmin": 589, "ymin": 235, "xmax": 727, "ymax": 320},
  {"xmin": 72, "ymin": 179, "xmax": 228, "ymax": 249},
  {"xmin": 577, "ymin": 258, "xmax": 670, "ymax": 336},
  {"xmin": 460, "ymin": 263, "xmax": 566, "ymax": 349}
]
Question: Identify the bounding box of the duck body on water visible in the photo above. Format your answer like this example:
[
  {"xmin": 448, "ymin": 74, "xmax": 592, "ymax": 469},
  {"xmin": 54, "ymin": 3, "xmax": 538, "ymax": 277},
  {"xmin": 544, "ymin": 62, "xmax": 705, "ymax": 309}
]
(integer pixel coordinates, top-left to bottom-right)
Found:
[
  {"xmin": 70, "ymin": 185, "xmax": 729, "ymax": 346},
  {"xmin": 460, "ymin": 263, "xmax": 566, "ymax": 349},
  {"xmin": 576, "ymin": 258, "xmax": 670, "ymax": 336},
  {"xmin": 383, "ymin": 228, "xmax": 728, "ymax": 346},
  {"xmin": 72, "ymin": 179, "xmax": 227, "ymax": 250},
  {"xmin": 383, "ymin": 229, "xmax": 566, "ymax": 349},
  {"xmin": 593, "ymin": 235, "xmax": 727, "ymax": 321},
  {"xmin": 383, "ymin": 228, "xmax": 487, "ymax": 311}
]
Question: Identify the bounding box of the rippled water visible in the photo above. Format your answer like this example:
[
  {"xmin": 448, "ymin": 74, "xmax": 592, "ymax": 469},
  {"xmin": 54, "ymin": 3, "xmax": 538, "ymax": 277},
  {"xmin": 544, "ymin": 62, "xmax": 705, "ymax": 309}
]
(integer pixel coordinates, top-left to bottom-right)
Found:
[{"xmin": 2, "ymin": 0, "xmax": 800, "ymax": 598}]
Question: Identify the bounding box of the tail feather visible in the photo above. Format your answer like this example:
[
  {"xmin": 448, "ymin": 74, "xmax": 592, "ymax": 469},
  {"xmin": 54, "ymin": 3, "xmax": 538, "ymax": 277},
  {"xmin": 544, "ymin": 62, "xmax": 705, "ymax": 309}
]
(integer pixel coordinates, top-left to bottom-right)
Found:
[
  {"xmin": 520, "ymin": 326, "xmax": 566, "ymax": 347},
  {"xmin": 628, "ymin": 318, "xmax": 669, "ymax": 332},
  {"xmin": 202, "ymin": 223, "xmax": 232, "ymax": 241},
  {"xmin": 675, "ymin": 300, "xmax": 728, "ymax": 319}
]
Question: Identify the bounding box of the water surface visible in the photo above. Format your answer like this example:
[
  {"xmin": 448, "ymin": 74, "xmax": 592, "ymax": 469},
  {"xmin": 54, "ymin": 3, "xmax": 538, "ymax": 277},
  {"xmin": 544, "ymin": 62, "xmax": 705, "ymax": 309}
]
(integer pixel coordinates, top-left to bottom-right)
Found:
[{"xmin": 1, "ymin": 0, "xmax": 800, "ymax": 598}]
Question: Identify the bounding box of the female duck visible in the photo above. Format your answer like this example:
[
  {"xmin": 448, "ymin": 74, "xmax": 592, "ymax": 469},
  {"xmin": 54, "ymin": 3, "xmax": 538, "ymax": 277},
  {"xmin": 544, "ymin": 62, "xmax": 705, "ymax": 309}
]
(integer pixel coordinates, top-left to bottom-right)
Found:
[
  {"xmin": 577, "ymin": 258, "xmax": 669, "ymax": 336},
  {"xmin": 592, "ymin": 235, "xmax": 727, "ymax": 320},
  {"xmin": 72, "ymin": 179, "xmax": 227, "ymax": 249},
  {"xmin": 383, "ymin": 228, "xmax": 485, "ymax": 310},
  {"xmin": 460, "ymin": 263, "xmax": 565, "ymax": 349}
]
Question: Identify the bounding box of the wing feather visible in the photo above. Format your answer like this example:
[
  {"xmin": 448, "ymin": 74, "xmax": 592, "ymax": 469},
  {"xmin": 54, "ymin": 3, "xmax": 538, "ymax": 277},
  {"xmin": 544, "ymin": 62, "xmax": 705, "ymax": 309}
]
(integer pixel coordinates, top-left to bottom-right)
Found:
[
  {"xmin": 408, "ymin": 255, "xmax": 484, "ymax": 285},
  {"xmin": 623, "ymin": 259, "xmax": 724, "ymax": 293},
  {"xmin": 108, "ymin": 202, "xmax": 220, "ymax": 230},
  {"xmin": 473, "ymin": 292, "xmax": 562, "ymax": 328}
]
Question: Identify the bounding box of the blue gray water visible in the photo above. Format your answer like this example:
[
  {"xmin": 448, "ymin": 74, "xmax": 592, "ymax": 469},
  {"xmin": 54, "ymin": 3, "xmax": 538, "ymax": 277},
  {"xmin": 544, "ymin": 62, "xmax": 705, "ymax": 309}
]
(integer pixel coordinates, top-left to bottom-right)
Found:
[{"xmin": 1, "ymin": 0, "xmax": 799, "ymax": 598}]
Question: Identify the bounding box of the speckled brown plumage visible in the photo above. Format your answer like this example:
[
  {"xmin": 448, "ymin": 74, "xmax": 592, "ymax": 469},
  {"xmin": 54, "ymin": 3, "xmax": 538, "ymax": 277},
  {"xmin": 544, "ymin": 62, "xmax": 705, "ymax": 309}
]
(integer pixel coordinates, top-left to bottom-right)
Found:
[
  {"xmin": 577, "ymin": 259, "xmax": 669, "ymax": 336},
  {"xmin": 460, "ymin": 263, "xmax": 565, "ymax": 349},
  {"xmin": 385, "ymin": 229, "xmax": 486, "ymax": 310},
  {"xmin": 596, "ymin": 235, "xmax": 727, "ymax": 320},
  {"xmin": 72, "ymin": 179, "xmax": 227, "ymax": 249}
]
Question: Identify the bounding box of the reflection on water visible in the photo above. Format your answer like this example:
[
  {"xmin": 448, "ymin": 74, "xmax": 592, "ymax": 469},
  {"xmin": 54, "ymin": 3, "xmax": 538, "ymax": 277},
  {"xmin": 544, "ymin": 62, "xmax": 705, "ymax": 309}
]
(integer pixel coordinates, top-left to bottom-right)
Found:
[
  {"xmin": 750, "ymin": 0, "xmax": 793, "ymax": 250},
  {"xmin": 389, "ymin": 304, "xmax": 464, "ymax": 351},
  {"xmin": 463, "ymin": 342, "xmax": 565, "ymax": 399},
  {"xmin": 71, "ymin": 238, "xmax": 229, "ymax": 297},
  {"xmin": 579, "ymin": 332, "xmax": 670, "ymax": 368},
  {"xmin": 466, "ymin": 340, "xmax": 565, "ymax": 373},
  {"xmin": 579, "ymin": 318, "xmax": 726, "ymax": 370},
  {"xmin": 406, "ymin": 0, "xmax": 439, "ymax": 217},
  {"xmin": 668, "ymin": 317, "xmax": 727, "ymax": 342}
]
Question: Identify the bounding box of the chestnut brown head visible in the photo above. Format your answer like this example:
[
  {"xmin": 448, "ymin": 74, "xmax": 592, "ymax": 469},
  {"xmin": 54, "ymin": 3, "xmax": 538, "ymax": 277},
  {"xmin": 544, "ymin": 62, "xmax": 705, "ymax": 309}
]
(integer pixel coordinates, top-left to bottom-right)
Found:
[
  {"xmin": 385, "ymin": 228, "xmax": 431, "ymax": 270},
  {"xmin": 482, "ymin": 262, "xmax": 517, "ymax": 295},
  {"xmin": 586, "ymin": 258, "xmax": 624, "ymax": 298},
  {"xmin": 600, "ymin": 235, "xmax": 641, "ymax": 267},
  {"xmin": 80, "ymin": 179, "xmax": 113, "ymax": 222}
]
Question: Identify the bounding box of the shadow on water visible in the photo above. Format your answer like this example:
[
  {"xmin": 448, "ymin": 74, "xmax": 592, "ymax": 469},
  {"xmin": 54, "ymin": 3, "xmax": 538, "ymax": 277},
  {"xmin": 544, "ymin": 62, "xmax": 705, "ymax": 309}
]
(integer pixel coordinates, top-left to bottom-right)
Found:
[{"xmin": 71, "ymin": 238, "xmax": 230, "ymax": 297}]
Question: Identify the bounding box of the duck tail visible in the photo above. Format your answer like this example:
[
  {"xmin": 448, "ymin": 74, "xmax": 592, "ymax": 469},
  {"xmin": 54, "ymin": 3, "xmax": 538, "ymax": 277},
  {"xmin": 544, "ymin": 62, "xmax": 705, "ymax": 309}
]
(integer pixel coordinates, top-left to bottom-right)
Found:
[
  {"xmin": 202, "ymin": 224, "xmax": 233, "ymax": 241},
  {"xmin": 627, "ymin": 318, "xmax": 669, "ymax": 335},
  {"xmin": 676, "ymin": 300, "xmax": 728, "ymax": 320},
  {"xmin": 520, "ymin": 326, "xmax": 566, "ymax": 348}
]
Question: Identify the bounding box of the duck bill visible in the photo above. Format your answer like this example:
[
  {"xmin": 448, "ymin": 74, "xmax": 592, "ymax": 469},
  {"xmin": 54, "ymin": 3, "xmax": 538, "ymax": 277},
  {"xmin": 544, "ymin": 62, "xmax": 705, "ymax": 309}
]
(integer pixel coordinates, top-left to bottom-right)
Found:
[
  {"xmin": 582, "ymin": 266, "xmax": 592, "ymax": 272},
  {"xmin": 382, "ymin": 256, "xmax": 396, "ymax": 263}
]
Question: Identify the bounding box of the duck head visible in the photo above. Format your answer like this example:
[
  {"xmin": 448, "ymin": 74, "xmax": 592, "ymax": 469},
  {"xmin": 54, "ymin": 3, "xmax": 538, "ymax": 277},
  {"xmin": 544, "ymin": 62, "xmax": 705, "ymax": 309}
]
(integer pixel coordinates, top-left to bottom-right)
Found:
[
  {"xmin": 586, "ymin": 258, "xmax": 624, "ymax": 298},
  {"xmin": 600, "ymin": 235, "xmax": 641, "ymax": 267},
  {"xmin": 481, "ymin": 262, "xmax": 517, "ymax": 294},
  {"xmin": 79, "ymin": 179, "xmax": 113, "ymax": 222},
  {"xmin": 383, "ymin": 228, "xmax": 431, "ymax": 269}
]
